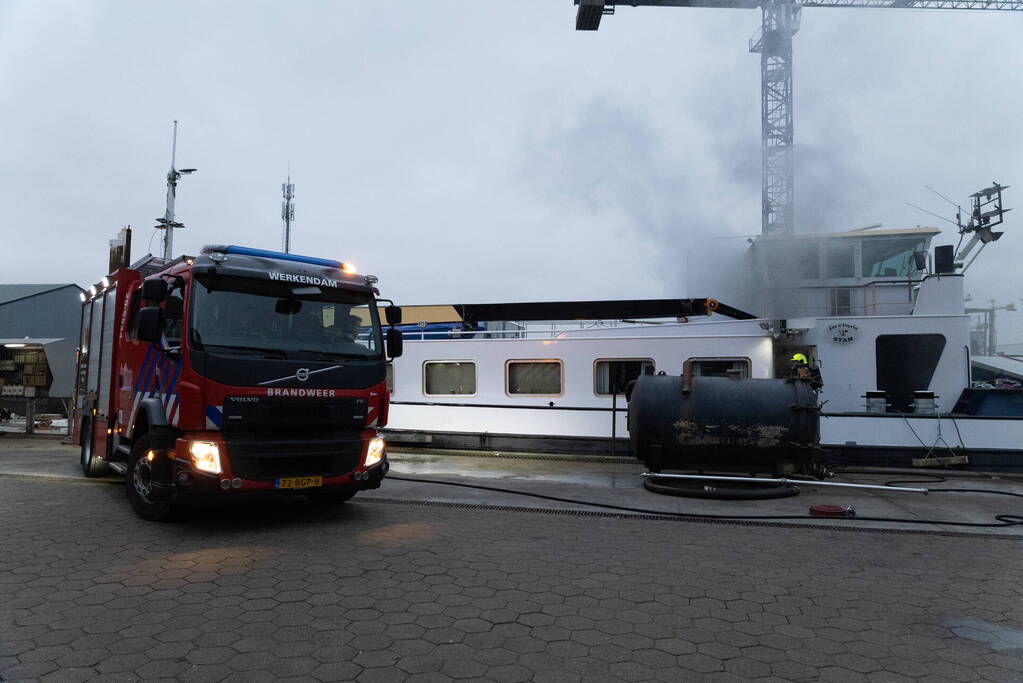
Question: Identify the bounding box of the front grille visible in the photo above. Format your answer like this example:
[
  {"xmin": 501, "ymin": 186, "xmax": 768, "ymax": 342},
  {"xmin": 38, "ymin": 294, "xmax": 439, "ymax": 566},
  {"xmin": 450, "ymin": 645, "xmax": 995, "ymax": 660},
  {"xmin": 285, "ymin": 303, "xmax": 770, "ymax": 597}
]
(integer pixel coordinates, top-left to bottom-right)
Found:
[
  {"xmin": 269, "ymin": 403, "xmax": 332, "ymax": 422},
  {"xmin": 222, "ymin": 397, "xmax": 367, "ymax": 433},
  {"xmin": 225, "ymin": 434, "xmax": 362, "ymax": 481}
]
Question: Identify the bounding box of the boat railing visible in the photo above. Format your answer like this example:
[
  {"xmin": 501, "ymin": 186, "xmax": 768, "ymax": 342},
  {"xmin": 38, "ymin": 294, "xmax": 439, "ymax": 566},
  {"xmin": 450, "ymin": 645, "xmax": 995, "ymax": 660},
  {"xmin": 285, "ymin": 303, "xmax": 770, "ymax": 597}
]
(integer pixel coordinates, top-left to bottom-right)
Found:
[
  {"xmin": 398, "ymin": 320, "xmax": 769, "ymax": 341},
  {"xmin": 768, "ymin": 279, "xmax": 920, "ymax": 317}
]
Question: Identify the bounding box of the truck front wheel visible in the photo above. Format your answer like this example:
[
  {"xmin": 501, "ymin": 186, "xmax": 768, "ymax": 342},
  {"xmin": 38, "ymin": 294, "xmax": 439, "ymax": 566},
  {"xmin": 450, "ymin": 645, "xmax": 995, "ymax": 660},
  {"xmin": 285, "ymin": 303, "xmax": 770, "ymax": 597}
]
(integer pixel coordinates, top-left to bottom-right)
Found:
[{"xmin": 126, "ymin": 435, "xmax": 175, "ymax": 522}]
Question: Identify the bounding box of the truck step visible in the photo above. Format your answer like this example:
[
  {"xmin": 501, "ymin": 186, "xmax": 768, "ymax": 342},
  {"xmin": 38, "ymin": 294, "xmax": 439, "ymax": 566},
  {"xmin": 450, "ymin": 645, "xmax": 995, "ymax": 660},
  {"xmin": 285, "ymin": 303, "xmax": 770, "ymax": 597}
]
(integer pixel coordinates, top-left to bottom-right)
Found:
[
  {"xmin": 113, "ymin": 444, "xmax": 132, "ymax": 462},
  {"xmin": 108, "ymin": 462, "xmax": 127, "ymax": 475}
]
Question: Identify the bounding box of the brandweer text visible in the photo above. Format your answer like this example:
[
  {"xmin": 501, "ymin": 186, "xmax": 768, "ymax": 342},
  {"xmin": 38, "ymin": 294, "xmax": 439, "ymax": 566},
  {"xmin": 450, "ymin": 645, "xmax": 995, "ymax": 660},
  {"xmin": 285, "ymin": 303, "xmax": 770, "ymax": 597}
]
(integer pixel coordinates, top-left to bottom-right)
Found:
[{"xmin": 266, "ymin": 388, "xmax": 338, "ymax": 397}]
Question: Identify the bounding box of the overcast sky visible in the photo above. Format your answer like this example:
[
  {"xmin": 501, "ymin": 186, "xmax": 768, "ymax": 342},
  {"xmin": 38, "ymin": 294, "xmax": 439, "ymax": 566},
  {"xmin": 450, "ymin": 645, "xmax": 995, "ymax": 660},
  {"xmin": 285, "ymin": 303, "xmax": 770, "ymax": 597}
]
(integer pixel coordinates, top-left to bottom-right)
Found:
[{"xmin": 2, "ymin": 2, "xmax": 1021, "ymax": 340}]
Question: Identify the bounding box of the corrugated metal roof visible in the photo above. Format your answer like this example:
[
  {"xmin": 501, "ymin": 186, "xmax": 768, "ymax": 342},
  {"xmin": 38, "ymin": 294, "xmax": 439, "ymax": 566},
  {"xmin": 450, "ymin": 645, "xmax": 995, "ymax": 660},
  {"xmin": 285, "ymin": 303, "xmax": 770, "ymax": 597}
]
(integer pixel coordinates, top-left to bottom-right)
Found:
[{"xmin": 0, "ymin": 284, "xmax": 82, "ymax": 307}]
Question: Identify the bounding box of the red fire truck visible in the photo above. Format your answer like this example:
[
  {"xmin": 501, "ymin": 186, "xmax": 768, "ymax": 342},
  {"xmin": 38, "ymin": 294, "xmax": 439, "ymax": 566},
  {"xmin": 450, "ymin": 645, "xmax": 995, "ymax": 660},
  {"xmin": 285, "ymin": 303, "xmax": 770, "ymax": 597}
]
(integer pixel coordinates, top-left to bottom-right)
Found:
[{"xmin": 73, "ymin": 245, "xmax": 403, "ymax": 521}]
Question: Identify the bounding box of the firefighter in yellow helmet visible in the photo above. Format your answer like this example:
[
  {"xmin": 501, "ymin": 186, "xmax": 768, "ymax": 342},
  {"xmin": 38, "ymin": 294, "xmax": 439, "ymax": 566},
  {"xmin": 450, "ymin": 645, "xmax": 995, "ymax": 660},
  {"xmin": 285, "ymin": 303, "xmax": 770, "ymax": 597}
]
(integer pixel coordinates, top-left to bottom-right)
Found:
[{"xmin": 789, "ymin": 352, "xmax": 823, "ymax": 389}]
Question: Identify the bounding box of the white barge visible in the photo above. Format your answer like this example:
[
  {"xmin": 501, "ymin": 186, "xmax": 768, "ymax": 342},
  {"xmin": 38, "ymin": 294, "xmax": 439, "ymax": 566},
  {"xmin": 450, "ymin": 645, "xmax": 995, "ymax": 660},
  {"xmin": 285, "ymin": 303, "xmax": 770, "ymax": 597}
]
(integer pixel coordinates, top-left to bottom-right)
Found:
[{"xmin": 383, "ymin": 227, "xmax": 1023, "ymax": 469}]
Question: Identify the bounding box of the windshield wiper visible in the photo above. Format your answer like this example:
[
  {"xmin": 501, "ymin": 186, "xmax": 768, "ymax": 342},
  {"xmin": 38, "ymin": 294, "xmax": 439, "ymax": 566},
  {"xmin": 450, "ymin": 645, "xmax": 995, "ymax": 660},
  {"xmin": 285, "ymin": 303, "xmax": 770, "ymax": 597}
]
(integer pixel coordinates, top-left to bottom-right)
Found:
[{"xmin": 204, "ymin": 344, "xmax": 288, "ymax": 360}]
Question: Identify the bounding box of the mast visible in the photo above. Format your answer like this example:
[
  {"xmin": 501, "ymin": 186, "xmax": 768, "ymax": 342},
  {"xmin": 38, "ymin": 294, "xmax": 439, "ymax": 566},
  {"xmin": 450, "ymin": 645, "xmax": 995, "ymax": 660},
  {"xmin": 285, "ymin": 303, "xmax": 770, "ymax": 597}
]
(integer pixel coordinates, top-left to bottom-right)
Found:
[
  {"xmin": 282, "ymin": 169, "xmax": 295, "ymax": 253},
  {"xmin": 154, "ymin": 121, "xmax": 196, "ymax": 260}
]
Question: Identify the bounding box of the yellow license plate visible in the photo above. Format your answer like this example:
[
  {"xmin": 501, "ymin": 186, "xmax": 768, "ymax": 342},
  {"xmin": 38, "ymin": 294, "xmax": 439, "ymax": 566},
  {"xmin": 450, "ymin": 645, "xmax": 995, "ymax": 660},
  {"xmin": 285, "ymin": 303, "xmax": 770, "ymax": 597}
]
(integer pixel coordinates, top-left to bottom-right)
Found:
[{"xmin": 274, "ymin": 476, "xmax": 323, "ymax": 490}]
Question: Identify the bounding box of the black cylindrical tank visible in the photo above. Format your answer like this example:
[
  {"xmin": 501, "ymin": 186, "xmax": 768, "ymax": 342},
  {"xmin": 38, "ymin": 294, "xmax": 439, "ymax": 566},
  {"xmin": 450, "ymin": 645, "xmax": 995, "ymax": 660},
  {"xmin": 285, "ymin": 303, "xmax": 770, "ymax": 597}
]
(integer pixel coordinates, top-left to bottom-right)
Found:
[{"xmin": 627, "ymin": 371, "xmax": 820, "ymax": 473}]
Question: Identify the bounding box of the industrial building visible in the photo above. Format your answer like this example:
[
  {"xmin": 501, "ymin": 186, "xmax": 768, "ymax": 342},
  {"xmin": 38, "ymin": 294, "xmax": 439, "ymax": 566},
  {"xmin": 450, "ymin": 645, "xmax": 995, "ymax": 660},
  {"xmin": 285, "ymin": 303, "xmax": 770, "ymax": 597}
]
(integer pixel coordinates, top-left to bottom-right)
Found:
[
  {"xmin": 0, "ymin": 284, "xmax": 84, "ymax": 427},
  {"xmin": 0, "ymin": 284, "xmax": 83, "ymax": 340}
]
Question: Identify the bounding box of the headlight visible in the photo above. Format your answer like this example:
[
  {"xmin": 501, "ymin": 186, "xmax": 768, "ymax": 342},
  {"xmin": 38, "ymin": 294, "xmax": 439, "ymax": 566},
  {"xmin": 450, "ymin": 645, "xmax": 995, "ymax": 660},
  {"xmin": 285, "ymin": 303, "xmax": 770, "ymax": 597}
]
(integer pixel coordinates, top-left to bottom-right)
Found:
[
  {"xmin": 365, "ymin": 437, "xmax": 385, "ymax": 467},
  {"xmin": 189, "ymin": 441, "xmax": 222, "ymax": 474}
]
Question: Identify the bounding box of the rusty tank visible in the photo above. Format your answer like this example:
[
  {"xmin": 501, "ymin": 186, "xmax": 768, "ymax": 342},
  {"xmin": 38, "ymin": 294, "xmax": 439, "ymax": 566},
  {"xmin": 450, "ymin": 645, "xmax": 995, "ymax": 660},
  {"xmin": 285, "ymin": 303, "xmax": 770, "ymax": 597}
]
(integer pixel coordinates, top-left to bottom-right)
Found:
[{"xmin": 626, "ymin": 363, "xmax": 820, "ymax": 475}]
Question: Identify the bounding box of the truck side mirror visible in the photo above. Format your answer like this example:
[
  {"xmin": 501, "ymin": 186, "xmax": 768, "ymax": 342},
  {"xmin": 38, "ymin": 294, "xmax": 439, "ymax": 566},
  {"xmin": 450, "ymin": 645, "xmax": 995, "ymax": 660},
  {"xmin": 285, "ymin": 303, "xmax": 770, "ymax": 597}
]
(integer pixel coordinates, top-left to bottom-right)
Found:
[
  {"xmin": 385, "ymin": 305, "xmax": 402, "ymax": 326},
  {"xmin": 386, "ymin": 327, "xmax": 403, "ymax": 359},
  {"xmin": 141, "ymin": 279, "xmax": 168, "ymax": 302},
  {"xmin": 137, "ymin": 306, "xmax": 164, "ymax": 343},
  {"xmin": 164, "ymin": 295, "xmax": 184, "ymax": 320}
]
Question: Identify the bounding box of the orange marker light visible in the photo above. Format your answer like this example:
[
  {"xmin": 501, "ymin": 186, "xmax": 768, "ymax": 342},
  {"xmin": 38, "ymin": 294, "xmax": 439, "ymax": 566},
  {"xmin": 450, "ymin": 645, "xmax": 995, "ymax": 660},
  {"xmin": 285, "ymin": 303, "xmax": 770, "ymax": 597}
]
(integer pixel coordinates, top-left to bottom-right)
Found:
[{"xmin": 341, "ymin": 262, "xmax": 358, "ymax": 275}]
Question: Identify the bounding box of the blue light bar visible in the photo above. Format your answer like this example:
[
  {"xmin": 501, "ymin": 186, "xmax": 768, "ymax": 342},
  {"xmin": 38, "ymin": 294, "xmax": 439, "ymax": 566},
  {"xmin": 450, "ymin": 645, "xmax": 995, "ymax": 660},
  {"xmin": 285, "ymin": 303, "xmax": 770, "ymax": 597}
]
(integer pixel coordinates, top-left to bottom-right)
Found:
[{"xmin": 217, "ymin": 245, "xmax": 342, "ymax": 269}]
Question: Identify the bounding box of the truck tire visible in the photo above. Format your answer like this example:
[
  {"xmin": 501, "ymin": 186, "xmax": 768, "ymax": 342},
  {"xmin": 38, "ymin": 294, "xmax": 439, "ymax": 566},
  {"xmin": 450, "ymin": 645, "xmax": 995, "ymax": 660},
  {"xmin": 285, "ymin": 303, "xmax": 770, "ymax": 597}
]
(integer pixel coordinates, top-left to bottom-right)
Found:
[
  {"xmin": 80, "ymin": 420, "xmax": 111, "ymax": 478},
  {"xmin": 306, "ymin": 488, "xmax": 357, "ymax": 507},
  {"xmin": 126, "ymin": 434, "xmax": 175, "ymax": 522}
]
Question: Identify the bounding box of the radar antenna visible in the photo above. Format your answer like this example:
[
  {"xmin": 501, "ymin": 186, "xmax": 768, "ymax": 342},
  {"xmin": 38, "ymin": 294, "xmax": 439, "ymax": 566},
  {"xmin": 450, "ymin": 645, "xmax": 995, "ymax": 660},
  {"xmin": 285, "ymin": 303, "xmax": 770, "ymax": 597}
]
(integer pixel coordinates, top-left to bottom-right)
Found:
[{"xmin": 954, "ymin": 182, "xmax": 1011, "ymax": 272}]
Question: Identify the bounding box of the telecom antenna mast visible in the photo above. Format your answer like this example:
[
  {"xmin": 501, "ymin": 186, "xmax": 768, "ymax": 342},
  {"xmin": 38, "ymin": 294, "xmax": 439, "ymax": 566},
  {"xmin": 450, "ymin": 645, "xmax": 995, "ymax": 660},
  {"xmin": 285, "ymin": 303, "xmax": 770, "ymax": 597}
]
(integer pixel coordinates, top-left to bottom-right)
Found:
[
  {"xmin": 574, "ymin": 0, "xmax": 1022, "ymax": 236},
  {"xmin": 153, "ymin": 121, "xmax": 197, "ymax": 260},
  {"xmin": 282, "ymin": 173, "xmax": 296, "ymax": 254}
]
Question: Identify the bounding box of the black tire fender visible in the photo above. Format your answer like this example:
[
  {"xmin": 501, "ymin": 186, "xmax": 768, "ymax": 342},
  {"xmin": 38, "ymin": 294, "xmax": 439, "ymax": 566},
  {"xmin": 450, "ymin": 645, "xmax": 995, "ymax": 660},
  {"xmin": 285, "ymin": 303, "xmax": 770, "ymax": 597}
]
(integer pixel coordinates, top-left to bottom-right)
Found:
[{"xmin": 140, "ymin": 397, "xmax": 175, "ymax": 451}]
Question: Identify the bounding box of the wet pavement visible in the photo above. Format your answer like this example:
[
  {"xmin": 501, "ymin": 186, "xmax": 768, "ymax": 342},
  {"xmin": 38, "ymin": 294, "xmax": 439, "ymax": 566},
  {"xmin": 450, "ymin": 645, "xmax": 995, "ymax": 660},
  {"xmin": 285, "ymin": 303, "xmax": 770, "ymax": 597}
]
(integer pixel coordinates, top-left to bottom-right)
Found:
[
  {"xmin": 381, "ymin": 451, "xmax": 1023, "ymax": 537},
  {"xmin": 1, "ymin": 437, "xmax": 1022, "ymax": 682},
  {"xmin": 2, "ymin": 438, "xmax": 1021, "ymax": 537}
]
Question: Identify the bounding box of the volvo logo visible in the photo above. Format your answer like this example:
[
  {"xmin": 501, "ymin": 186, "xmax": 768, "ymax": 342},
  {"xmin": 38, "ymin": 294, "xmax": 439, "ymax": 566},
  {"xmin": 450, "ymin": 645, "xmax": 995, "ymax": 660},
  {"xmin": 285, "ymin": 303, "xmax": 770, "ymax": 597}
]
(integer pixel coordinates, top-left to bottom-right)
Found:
[{"xmin": 257, "ymin": 363, "xmax": 346, "ymax": 386}]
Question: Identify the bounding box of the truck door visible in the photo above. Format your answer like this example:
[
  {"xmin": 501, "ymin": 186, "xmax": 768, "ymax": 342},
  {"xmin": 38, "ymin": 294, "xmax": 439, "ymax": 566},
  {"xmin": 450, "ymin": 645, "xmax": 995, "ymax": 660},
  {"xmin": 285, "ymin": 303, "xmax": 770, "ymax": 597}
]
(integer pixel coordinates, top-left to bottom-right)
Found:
[{"xmin": 79, "ymin": 286, "xmax": 118, "ymax": 457}]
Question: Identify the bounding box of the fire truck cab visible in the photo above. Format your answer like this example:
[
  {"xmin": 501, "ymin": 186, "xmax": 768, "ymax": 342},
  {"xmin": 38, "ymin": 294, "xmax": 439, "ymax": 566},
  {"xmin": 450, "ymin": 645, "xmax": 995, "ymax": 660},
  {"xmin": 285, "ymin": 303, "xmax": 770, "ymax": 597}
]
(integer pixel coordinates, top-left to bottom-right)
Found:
[{"xmin": 73, "ymin": 245, "xmax": 403, "ymax": 521}]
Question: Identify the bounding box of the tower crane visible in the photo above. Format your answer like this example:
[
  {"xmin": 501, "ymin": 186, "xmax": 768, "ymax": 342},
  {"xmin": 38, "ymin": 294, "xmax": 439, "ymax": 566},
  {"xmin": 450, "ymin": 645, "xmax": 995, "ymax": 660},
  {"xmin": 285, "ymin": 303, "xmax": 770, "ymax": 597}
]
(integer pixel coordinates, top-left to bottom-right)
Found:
[{"xmin": 574, "ymin": 0, "xmax": 1022, "ymax": 236}]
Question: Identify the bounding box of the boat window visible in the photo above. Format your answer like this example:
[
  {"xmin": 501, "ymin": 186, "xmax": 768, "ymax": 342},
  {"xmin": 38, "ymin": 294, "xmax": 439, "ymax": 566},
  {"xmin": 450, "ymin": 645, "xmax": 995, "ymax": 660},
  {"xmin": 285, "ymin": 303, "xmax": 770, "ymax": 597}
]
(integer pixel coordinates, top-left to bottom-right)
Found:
[
  {"xmin": 424, "ymin": 361, "xmax": 476, "ymax": 396},
  {"xmin": 830, "ymin": 288, "xmax": 853, "ymax": 316},
  {"xmin": 687, "ymin": 357, "xmax": 750, "ymax": 379},
  {"xmin": 507, "ymin": 360, "xmax": 562, "ymax": 396},
  {"xmin": 876, "ymin": 334, "xmax": 946, "ymax": 412},
  {"xmin": 594, "ymin": 359, "xmax": 653, "ymax": 396},
  {"xmin": 795, "ymin": 242, "xmax": 820, "ymax": 280},
  {"xmin": 765, "ymin": 240, "xmax": 820, "ymax": 281},
  {"xmin": 386, "ymin": 363, "xmax": 394, "ymax": 394},
  {"xmin": 826, "ymin": 242, "xmax": 856, "ymax": 278},
  {"xmin": 861, "ymin": 238, "xmax": 927, "ymax": 278}
]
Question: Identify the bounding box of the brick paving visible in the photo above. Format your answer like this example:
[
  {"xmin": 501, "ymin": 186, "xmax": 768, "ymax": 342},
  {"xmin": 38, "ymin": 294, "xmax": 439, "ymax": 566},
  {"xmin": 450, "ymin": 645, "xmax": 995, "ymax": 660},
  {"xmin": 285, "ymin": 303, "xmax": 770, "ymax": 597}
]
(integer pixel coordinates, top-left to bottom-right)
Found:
[{"xmin": 1, "ymin": 476, "xmax": 1022, "ymax": 682}]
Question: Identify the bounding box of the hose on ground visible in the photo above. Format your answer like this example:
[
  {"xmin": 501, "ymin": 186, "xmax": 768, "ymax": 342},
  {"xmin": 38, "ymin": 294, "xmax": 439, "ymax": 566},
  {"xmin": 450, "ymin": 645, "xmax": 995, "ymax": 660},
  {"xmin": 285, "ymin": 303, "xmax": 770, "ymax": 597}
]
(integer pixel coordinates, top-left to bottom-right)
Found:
[
  {"xmin": 642, "ymin": 476, "xmax": 799, "ymax": 500},
  {"xmin": 386, "ymin": 475, "xmax": 1023, "ymax": 529}
]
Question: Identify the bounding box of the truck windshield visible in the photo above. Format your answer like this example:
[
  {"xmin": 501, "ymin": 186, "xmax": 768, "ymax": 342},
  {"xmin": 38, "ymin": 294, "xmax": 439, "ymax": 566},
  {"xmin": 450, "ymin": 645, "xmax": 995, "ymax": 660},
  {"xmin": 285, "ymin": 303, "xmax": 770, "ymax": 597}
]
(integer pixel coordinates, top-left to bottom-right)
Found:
[{"xmin": 190, "ymin": 276, "xmax": 382, "ymax": 360}]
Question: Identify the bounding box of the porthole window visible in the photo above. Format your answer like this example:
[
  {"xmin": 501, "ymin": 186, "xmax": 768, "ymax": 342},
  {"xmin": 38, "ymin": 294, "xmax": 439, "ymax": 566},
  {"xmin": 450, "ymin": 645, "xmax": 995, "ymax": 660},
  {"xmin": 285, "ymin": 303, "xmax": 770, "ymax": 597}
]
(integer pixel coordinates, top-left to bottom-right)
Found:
[
  {"xmin": 424, "ymin": 361, "xmax": 476, "ymax": 396},
  {"xmin": 686, "ymin": 357, "xmax": 750, "ymax": 379},
  {"xmin": 594, "ymin": 359, "xmax": 653, "ymax": 396},
  {"xmin": 507, "ymin": 360, "xmax": 562, "ymax": 396}
]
